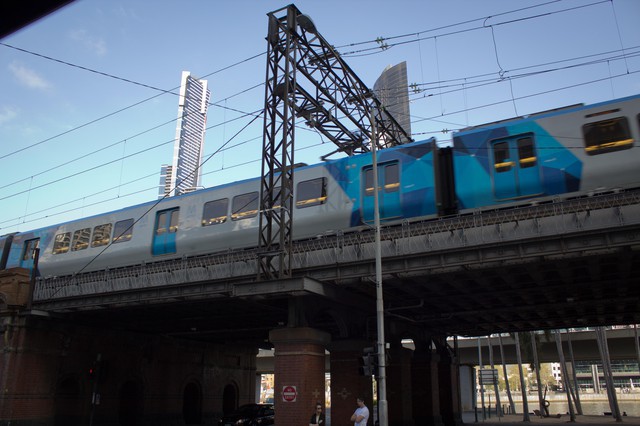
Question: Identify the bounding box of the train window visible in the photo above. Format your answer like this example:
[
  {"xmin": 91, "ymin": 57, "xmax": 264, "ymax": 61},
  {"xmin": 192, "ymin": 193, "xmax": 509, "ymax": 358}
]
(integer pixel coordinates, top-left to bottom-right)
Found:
[
  {"xmin": 364, "ymin": 168, "xmax": 374, "ymax": 195},
  {"xmin": 384, "ymin": 164, "xmax": 399, "ymax": 192},
  {"xmin": 583, "ymin": 117, "xmax": 633, "ymax": 155},
  {"xmin": 364, "ymin": 162, "xmax": 399, "ymax": 195},
  {"xmin": 71, "ymin": 228, "xmax": 91, "ymax": 251},
  {"xmin": 156, "ymin": 210, "xmax": 179, "ymax": 235},
  {"xmin": 232, "ymin": 192, "xmax": 259, "ymax": 220},
  {"xmin": 22, "ymin": 239, "xmax": 39, "ymax": 261},
  {"xmin": 517, "ymin": 137, "xmax": 537, "ymax": 168},
  {"xmin": 53, "ymin": 233, "xmax": 71, "ymax": 254},
  {"xmin": 91, "ymin": 223, "xmax": 112, "ymax": 247},
  {"xmin": 492, "ymin": 142, "xmax": 513, "ymax": 173},
  {"xmin": 296, "ymin": 178, "xmax": 327, "ymax": 208},
  {"xmin": 169, "ymin": 210, "xmax": 179, "ymax": 233},
  {"xmin": 113, "ymin": 219, "xmax": 134, "ymax": 243},
  {"xmin": 202, "ymin": 199, "xmax": 229, "ymax": 226}
]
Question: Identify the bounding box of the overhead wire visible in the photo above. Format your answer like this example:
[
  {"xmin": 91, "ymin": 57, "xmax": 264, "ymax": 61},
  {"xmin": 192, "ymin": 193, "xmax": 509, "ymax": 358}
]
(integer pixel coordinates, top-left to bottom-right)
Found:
[
  {"xmin": 339, "ymin": 0, "xmax": 610, "ymax": 57},
  {"xmin": 0, "ymin": 0, "xmax": 605, "ymax": 166},
  {"xmin": 0, "ymin": 41, "xmax": 266, "ymax": 160},
  {"xmin": 48, "ymin": 109, "xmax": 265, "ymax": 293},
  {"xmin": 411, "ymin": 69, "xmax": 640, "ymax": 128},
  {"xmin": 0, "ymin": 109, "xmax": 263, "ymax": 204},
  {"xmin": 370, "ymin": 47, "xmax": 640, "ymax": 135},
  {"xmin": 2, "ymin": 0, "xmax": 637, "ymax": 233},
  {"xmin": 0, "ymin": 0, "xmax": 627, "ymax": 191},
  {"xmin": 335, "ymin": 0, "xmax": 564, "ymax": 50}
]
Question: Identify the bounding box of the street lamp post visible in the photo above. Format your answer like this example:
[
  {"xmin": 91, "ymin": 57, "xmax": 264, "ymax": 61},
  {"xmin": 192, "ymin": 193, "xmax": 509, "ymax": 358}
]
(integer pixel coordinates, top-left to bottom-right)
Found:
[{"xmin": 370, "ymin": 111, "xmax": 388, "ymax": 426}]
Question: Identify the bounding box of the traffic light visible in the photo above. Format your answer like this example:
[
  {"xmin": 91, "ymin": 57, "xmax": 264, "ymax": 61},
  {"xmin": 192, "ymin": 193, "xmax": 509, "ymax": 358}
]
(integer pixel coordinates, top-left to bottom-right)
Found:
[
  {"xmin": 87, "ymin": 356, "xmax": 107, "ymax": 383},
  {"xmin": 88, "ymin": 363, "xmax": 97, "ymax": 381},
  {"xmin": 358, "ymin": 347, "xmax": 377, "ymax": 376}
]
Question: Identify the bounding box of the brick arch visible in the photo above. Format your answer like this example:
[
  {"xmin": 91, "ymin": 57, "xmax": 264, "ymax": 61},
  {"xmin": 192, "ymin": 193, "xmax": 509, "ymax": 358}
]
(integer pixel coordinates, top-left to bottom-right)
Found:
[
  {"xmin": 308, "ymin": 308, "xmax": 349, "ymax": 339},
  {"xmin": 222, "ymin": 381, "xmax": 239, "ymax": 416},
  {"xmin": 182, "ymin": 380, "xmax": 202, "ymax": 425},
  {"xmin": 118, "ymin": 379, "xmax": 144, "ymax": 426},
  {"xmin": 54, "ymin": 374, "xmax": 82, "ymax": 426}
]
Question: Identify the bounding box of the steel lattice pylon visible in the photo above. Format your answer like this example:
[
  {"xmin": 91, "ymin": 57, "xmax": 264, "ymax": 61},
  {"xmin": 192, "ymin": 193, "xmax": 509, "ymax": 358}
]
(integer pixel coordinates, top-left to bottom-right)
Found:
[{"xmin": 258, "ymin": 5, "xmax": 412, "ymax": 280}]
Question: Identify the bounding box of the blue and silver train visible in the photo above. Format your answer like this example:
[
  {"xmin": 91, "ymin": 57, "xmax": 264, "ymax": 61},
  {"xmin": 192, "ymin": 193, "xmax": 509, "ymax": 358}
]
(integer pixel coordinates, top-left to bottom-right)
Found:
[{"xmin": 1, "ymin": 94, "xmax": 639, "ymax": 278}]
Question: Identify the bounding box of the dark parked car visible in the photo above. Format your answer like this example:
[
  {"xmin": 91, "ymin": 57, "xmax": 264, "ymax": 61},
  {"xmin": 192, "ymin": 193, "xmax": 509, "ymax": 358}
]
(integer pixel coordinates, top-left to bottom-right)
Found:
[{"xmin": 218, "ymin": 403, "xmax": 275, "ymax": 426}]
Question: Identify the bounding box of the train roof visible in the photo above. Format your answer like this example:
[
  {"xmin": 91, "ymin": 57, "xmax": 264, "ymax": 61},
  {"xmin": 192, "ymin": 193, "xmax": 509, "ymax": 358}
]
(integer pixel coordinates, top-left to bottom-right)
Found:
[{"xmin": 453, "ymin": 93, "xmax": 640, "ymax": 135}]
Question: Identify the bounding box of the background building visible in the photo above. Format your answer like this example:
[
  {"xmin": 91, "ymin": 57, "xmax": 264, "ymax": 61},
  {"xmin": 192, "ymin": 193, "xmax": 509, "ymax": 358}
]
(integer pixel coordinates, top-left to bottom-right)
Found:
[
  {"xmin": 159, "ymin": 71, "xmax": 210, "ymax": 197},
  {"xmin": 373, "ymin": 61, "xmax": 411, "ymax": 139}
]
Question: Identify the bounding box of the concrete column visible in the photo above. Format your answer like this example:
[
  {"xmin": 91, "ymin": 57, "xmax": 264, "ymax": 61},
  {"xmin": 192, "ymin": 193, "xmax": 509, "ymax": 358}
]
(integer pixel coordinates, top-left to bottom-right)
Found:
[
  {"xmin": 412, "ymin": 341, "xmax": 444, "ymax": 426},
  {"xmin": 269, "ymin": 327, "xmax": 330, "ymax": 426},
  {"xmin": 438, "ymin": 345, "xmax": 464, "ymax": 426},
  {"xmin": 329, "ymin": 340, "xmax": 374, "ymax": 426},
  {"xmin": 387, "ymin": 341, "xmax": 414, "ymax": 425}
]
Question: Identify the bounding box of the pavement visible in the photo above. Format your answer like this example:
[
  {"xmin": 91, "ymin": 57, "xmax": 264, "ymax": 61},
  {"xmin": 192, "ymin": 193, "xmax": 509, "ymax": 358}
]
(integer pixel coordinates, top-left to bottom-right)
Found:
[{"xmin": 463, "ymin": 412, "xmax": 640, "ymax": 426}]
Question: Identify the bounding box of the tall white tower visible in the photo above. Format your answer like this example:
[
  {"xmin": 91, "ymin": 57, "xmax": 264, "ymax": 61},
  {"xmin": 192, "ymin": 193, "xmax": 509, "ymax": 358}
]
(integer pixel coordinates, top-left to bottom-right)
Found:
[{"xmin": 159, "ymin": 71, "xmax": 210, "ymax": 197}]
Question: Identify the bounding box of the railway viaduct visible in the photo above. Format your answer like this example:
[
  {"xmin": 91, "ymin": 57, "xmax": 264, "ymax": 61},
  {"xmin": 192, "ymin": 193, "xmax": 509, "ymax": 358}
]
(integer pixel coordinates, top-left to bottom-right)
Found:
[
  {"xmin": 2, "ymin": 4, "xmax": 640, "ymax": 426},
  {"xmin": 1, "ymin": 189, "xmax": 639, "ymax": 426}
]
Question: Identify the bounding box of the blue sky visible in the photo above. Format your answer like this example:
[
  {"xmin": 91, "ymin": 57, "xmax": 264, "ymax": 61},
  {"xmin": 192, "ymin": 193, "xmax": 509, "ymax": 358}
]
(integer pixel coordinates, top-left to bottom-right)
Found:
[{"xmin": 1, "ymin": 0, "xmax": 639, "ymax": 234}]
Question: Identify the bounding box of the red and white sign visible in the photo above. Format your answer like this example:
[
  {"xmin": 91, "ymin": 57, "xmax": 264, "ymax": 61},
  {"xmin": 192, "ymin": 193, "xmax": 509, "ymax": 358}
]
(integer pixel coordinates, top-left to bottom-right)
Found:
[{"xmin": 282, "ymin": 385, "xmax": 297, "ymax": 402}]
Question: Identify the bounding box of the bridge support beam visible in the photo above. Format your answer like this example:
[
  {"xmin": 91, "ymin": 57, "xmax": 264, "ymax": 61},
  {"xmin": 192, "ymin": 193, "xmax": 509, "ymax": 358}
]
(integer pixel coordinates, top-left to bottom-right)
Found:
[
  {"xmin": 329, "ymin": 340, "xmax": 375, "ymax": 426},
  {"xmin": 412, "ymin": 340, "xmax": 445, "ymax": 426},
  {"xmin": 437, "ymin": 340, "xmax": 464, "ymax": 426},
  {"xmin": 387, "ymin": 341, "xmax": 414, "ymax": 425},
  {"xmin": 269, "ymin": 327, "xmax": 330, "ymax": 426}
]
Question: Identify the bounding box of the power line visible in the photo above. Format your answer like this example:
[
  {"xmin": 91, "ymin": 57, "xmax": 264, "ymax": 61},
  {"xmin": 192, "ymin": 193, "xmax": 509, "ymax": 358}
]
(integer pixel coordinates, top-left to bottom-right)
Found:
[
  {"xmin": 0, "ymin": 0, "xmax": 608, "ymax": 164},
  {"xmin": 0, "ymin": 109, "xmax": 264, "ymax": 204},
  {"xmin": 3, "ymin": 55, "xmax": 637, "ymax": 217},
  {"xmin": 50, "ymin": 110, "xmax": 265, "ymax": 290},
  {"xmin": 0, "ymin": 42, "xmax": 265, "ymax": 160},
  {"xmin": 411, "ymin": 69, "xmax": 640, "ymax": 129},
  {"xmin": 0, "ymin": 116, "xmax": 178, "ymax": 191},
  {"xmin": 340, "ymin": 0, "xmax": 609, "ymax": 57},
  {"xmin": 2, "ymin": 1, "xmax": 637, "ymax": 233},
  {"xmin": 335, "ymin": 0, "xmax": 565, "ymax": 50},
  {"xmin": 366, "ymin": 47, "xmax": 639, "ymax": 134},
  {"xmin": 0, "ymin": 1, "xmax": 625, "ymax": 174}
]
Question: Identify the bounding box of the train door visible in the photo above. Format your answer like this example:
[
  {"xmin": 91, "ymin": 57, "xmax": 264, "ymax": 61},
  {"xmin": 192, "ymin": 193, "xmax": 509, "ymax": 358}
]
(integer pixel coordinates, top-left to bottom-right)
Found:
[
  {"xmin": 20, "ymin": 238, "xmax": 40, "ymax": 270},
  {"xmin": 152, "ymin": 208, "xmax": 179, "ymax": 256},
  {"xmin": 362, "ymin": 161, "xmax": 401, "ymax": 223},
  {"xmin": 491, "ymin": 135, "xmax": 542, "ymax": 199}
]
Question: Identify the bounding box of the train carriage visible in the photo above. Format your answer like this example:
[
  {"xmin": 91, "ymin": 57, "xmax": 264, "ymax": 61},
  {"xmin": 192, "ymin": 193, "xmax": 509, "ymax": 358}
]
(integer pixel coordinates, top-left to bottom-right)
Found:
[
  {"xmin": 2, "ymin": 94, "xmax": 639, "ymax": 279},
  {"xmin": 452, "ymin": 94, "xmax": 640, "ymax": 211}
]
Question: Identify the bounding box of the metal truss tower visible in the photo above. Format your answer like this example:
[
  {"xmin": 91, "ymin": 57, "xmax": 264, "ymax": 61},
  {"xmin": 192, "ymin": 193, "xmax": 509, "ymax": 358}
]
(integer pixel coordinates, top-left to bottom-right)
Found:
[{"xmin": 258, "ymin": 4, "xmax": 412, "ymax": 280}]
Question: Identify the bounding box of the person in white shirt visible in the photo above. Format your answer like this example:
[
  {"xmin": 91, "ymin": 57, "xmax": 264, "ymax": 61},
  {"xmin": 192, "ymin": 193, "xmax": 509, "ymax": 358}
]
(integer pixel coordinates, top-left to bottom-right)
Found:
[{"xmin": 350, "ymin": 397, "xmax": 369, "ymax": 426}]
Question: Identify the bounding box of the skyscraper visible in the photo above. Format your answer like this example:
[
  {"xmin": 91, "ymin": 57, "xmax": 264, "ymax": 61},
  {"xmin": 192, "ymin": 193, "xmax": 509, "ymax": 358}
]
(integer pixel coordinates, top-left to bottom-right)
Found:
[
  {"xmin": 159, "ymin": 71, "xmax": 211, "ymax": 197},
  {"xmin": 373, "ymin": 61, "xmax": 411, "ymax": 139}
]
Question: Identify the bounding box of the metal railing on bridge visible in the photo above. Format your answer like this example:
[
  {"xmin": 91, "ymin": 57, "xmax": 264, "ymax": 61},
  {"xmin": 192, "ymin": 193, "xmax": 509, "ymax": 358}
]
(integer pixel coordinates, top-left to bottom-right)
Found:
[{"xmin": 34, "ymin": 188, "xmax": 640, "ymax": 307}]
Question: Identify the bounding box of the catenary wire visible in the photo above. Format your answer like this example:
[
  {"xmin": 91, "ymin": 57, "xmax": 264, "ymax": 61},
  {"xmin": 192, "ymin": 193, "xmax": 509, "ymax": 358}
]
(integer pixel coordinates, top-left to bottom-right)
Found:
[
  {"xmin": 47, "ymin": 110, "xmax": 265, "ymax": 294},
  {"xmin": 2, "ymin": 1, "xmax": 636, "ymax": 231},
  {"xmin": 340, "ymin": 0, "xmax": 609, "ymax": 57},
  {"xmin": 0, "ymin": 41, "xmax": 266, "ymax": 160},
  {"xmin": 0, "ymin": 1, "xmax": 623, "ymax": 183}
]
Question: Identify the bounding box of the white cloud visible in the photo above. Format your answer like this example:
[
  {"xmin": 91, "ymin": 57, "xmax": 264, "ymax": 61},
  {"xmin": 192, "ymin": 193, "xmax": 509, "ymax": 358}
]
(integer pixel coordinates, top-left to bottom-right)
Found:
[
  {"xmin": 8, "ymin": 62, "xmax": 51, "ymax": 90},
  {"xmin": 0, "ymin": 106, "xmax": 19, "ymax": 125},
  {"xmin": 114, "ymin": 5, "xmax": 140, "ymax": 21},
  {"xmin": 69, "ymin": 29, "xmax": 107, "ymax": 56}
]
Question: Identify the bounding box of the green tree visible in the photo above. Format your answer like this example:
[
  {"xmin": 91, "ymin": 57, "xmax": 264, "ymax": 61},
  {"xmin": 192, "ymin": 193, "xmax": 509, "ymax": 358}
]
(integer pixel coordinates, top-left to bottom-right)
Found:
[{"xmin": 538, "ymin": 363, "xmax": 557, "ymax": 390}]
